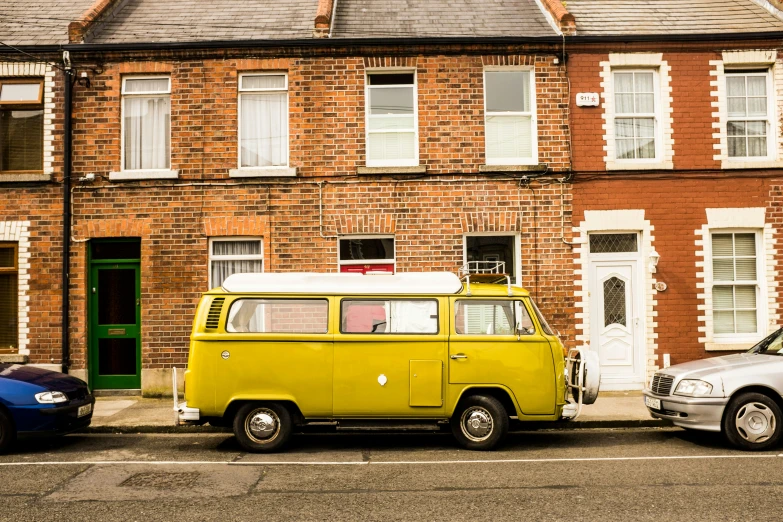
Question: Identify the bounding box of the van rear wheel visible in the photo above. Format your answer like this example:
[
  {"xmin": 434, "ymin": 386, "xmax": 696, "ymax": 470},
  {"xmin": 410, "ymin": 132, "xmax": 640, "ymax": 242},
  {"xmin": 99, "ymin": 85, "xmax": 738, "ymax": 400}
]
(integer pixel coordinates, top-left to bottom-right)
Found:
[
  {"xmin": 233, "ymin": 403, "xmax": 292, "ymax": 453},
  {"xmin": 451, "ymin": 395, "xmax": 508, "ymax": 451}
]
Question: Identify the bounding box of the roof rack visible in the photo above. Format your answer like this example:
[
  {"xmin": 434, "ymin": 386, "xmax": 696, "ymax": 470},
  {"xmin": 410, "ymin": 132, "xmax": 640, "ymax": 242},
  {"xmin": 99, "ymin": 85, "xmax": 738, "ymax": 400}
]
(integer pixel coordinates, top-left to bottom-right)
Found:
[{"xmin": 458, "ymin": 261, "xmax": 512, "ymax": 297}]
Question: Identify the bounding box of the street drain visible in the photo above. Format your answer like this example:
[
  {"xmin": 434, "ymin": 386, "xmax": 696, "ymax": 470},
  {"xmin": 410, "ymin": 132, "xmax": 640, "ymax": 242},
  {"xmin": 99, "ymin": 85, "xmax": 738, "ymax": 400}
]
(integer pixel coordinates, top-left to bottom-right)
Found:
[{"xmin": 120, "ymin": 472, "xmax": 201, "ymax": 490}]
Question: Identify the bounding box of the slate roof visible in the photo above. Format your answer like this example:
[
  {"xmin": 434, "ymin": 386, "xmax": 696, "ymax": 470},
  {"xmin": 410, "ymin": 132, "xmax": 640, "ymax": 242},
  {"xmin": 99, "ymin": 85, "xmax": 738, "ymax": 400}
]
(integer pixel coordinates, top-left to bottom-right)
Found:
[
  {"xmin": 0, "ymin": 0, "xmax": 96, "ymax": 45},
  {"xmin": 89, "ymin": 0, "xmax": 319, "ymax": 43},
  {"xmin": 331, "ymin": 0, "xmax": 558, "ymax": 38},
  {"xmin": 566, "ymin": 0, "xmax": 783, "ymax": 35}
]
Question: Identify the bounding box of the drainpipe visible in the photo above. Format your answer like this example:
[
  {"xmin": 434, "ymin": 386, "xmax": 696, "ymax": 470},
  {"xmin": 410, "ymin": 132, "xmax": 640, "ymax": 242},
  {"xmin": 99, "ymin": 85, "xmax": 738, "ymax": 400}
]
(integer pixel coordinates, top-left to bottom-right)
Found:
[{"xmin": 62, "ymin": 52, "xmax": 73, "ymax": 374}]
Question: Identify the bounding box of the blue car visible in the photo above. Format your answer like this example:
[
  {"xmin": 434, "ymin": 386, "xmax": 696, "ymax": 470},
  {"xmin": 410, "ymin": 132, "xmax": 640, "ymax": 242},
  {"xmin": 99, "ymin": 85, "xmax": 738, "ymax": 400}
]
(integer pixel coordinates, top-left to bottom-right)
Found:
[{"xmin": 0, "ymin": 364, "xmax": 95, "ymax": 452}]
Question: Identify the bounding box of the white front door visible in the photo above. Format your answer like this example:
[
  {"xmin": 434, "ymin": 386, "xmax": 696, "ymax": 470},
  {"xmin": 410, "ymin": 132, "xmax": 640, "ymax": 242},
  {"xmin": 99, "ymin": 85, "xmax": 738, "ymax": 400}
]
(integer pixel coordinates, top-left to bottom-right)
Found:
[{"xmin": 589, "ymin": 262, "xmax": 644, "ymax": 389}]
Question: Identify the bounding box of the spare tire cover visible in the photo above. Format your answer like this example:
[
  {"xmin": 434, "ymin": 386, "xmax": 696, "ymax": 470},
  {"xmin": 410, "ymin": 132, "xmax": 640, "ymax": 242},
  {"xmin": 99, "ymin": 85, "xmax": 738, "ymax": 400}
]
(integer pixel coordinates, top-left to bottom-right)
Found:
[{"xmin": 571, "ymin": 350, "xmax": 600, "ymax": 405}]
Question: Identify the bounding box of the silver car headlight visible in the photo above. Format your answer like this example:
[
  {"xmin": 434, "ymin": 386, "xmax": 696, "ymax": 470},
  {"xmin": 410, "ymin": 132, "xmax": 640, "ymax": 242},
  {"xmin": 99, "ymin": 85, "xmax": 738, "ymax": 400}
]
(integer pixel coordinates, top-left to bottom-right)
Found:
[
  {"xmin": 674, "ymin": 379, "xmax": 713, "ymax": 397},
  {"xmin": 35, "ymin": 391, "xmax": 69, "ymax": 404}
]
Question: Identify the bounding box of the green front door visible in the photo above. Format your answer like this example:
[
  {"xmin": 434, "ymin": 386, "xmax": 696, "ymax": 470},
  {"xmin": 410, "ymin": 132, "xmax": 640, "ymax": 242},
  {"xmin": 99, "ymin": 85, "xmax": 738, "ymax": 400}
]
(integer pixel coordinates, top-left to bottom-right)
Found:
[{"xmin": 88, "ymin": 249, "xmax": 141, "ymax": 389}]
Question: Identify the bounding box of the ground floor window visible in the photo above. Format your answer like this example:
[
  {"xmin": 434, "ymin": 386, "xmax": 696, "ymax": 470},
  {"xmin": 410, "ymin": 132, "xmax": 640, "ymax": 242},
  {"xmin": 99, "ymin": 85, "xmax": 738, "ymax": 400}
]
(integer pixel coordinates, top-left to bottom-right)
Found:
[
  {"xmin": 464, "ymin": 234, "xmax": 518, "ymax": 284},
  {"xmin": 711, "ymin": 231, "xmax": 760, "ymax": 336},
  {"xmin": 209, "ymin": 238, "xmax": 263, "ymax": 288},
  {"xmin": 0, "ymin": 242, "xmax": 18, "ymax": 352},
  {"xmin": 338, "ymin": 236, "xmax": 395, "ymax": 273}
]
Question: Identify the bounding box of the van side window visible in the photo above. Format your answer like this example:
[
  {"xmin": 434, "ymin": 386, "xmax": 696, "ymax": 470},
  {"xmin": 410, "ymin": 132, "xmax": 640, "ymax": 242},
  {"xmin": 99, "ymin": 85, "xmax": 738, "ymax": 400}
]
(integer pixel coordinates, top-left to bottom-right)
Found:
[
  {"xmin": 341, "ymin": 299, "xmax": 438, "ymax": 334},
  {"xmin": 454, "ymin": 300, "xmax": 534, "ymax": 335},
  {"xmin": 226, "ymin": 299, "xmax": 328, "ymax": 333}
]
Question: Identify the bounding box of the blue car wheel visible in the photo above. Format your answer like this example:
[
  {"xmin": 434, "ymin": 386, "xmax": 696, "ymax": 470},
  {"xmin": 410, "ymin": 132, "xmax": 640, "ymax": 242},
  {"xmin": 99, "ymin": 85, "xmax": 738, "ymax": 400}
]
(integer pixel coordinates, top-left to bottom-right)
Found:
[{"xmin": 0, "ymin": 408, "xmax": 14, "ymax": 453}]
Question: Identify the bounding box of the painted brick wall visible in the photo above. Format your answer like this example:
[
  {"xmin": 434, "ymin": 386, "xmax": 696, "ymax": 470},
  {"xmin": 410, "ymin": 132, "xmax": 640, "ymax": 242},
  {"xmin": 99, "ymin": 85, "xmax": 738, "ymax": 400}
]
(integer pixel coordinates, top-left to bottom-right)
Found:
[
  {"xmin": 569, "ymin": 51, "xmax": 723, "ymax": 172},
  {"xmin": 572, "ymin": 177, "xmax": 773, "ymax": 365},
  {"xmin": 66, "ymin": 51, "xmax": 575, "ymax": 371}
]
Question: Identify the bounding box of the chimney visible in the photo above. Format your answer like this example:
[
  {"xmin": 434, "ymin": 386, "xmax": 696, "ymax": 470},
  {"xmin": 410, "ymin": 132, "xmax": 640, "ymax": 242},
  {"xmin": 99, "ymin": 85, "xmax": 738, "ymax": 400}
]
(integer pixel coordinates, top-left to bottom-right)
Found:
[
  {"xmin": 314, "ymin": 0, "xmax": 335, "ymax": 38},
  {"xmin": 68, "ymin": 0, "xmax": 123, "ymax": 43},
  {"xmin": 539, "ymin": 0, "xmax": 576, "ymax": 36}
]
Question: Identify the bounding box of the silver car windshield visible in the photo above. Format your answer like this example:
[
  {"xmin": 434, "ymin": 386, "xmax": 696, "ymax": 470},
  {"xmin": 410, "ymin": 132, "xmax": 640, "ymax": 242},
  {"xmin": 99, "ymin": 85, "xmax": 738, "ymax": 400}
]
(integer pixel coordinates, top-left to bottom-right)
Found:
[{"xmin": 748, "ymin": 328, "xmax": 783, "ymax": 356}]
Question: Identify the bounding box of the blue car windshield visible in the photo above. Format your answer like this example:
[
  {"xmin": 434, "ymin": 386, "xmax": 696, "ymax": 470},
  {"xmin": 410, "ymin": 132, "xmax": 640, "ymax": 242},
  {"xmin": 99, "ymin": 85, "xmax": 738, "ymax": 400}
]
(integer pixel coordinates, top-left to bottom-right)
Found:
[{"xmin": 748, "ymin": 328, "xmax": 783, "ymax": 355}]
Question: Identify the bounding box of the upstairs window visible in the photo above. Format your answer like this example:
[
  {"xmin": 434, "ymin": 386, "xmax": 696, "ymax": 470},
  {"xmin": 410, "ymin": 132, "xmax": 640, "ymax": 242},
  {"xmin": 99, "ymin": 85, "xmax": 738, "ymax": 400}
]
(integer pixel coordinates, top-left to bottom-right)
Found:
[
  {"xmin": 484, "ymin": 70, "xmax": 536, "ymax": 164},
  {"xmin": 122, "ymin": 77, "xmax": 170, "ymax": 170},
  {"xmin": 613, "ymin": 71, "xmax": 657, "ymax": 160},
  {"xmin": 0, "ymin": 79, "xmax": 43, "ymax": 173},
  {"xmin": 726, "ymin": 70, "xmax": 771, "ymax": 159},
  {"xmin": 239, "ymin": 73, "xmax": 288, "ymax": 168},
  {"xmin": 366, "ymin": 72, "xmax": 417, "ymax": 167}
]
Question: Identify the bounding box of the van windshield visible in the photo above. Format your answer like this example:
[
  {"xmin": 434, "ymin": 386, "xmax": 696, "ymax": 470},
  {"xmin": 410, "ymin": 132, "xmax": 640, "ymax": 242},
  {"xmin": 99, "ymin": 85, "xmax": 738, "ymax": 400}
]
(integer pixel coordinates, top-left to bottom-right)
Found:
[{"xmin": 530, "ymin": 299, "xmax": 554, "ymax": 336}]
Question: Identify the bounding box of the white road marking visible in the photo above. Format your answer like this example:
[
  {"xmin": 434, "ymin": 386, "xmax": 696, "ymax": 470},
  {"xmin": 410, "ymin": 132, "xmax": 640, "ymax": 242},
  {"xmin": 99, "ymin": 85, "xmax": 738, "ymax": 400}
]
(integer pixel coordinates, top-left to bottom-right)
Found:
[{"xmin": 0, "ymin": 454, "xmax": 780, "ymax": 467}]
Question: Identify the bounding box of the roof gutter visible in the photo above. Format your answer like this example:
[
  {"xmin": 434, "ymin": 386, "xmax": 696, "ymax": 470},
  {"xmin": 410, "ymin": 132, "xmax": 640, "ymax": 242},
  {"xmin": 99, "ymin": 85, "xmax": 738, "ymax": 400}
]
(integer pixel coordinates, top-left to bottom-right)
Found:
[{"xmin": 1, "ymin": 31, "xmax": 782, "ymax": 56}]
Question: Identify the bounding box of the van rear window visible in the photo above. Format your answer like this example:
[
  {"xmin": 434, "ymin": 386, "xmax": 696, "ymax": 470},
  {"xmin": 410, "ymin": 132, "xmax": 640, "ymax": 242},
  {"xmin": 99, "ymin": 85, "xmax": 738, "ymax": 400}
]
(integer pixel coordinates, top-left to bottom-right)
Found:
[
  {"xmin": 226, "ymin": 299, "xmax": 328, "ymax": 333},
  {"xmin": 341, "ymin": 299, "xmax": 438, "ymax": 334}
]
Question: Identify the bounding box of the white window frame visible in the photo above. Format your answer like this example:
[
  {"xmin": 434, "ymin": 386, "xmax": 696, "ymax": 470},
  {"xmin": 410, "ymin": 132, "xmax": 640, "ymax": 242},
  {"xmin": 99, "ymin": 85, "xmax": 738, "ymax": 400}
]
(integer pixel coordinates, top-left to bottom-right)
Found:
[
  {"xmin": 237, "ymin": 72, "xmax": 290, "ymax": 171},
  {"xmin": 337, "ymin": 235, "xmax": 396, "ymax": 270},
  {"xmin": 462, "ymin": 232, "xmax": 521, "ymax": 285},
  {"xmin": 709, "ymin": 229, "xmax": 765, "ymax": 341},
  {"xmin": 365, "ymin": 69, "xmax": 418, "ymax": 168},
  {"xmin": 120, "ymin": 75, "xmax": 172, "ymax": 174},
  {"xmin": 725, "ymin": 69, "xmax": 775, "ymax": 161},
  {"xmin": 208, "ymin": 237, "xmax": 264, "ymax": 289},
  {"xmin": 483, "ymin": 67, "xmax": 538, "ymax": 166},
  {"xmin": 612, "ymin": 69, "xmax": 662, "ymax": 164}
]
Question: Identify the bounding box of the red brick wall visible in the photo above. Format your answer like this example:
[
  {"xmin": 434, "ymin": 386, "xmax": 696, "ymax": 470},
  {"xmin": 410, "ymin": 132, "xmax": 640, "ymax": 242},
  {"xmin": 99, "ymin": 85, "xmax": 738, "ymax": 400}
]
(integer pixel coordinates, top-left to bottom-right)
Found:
[
  {"xmin": 0, "ymin": 69, "xmax": 66, "ymax": 365},
  {"xmin": 66, "ymin": 51, "xmax": 575, "ymax": 371}
]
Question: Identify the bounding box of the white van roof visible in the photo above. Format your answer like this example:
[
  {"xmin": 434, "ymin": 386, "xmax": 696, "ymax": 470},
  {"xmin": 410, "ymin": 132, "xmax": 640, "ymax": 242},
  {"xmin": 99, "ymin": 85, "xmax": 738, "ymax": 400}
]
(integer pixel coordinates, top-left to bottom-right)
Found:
[{"xmin": 221, "ymin": 272, "xmax": 464, "ymax": 295}]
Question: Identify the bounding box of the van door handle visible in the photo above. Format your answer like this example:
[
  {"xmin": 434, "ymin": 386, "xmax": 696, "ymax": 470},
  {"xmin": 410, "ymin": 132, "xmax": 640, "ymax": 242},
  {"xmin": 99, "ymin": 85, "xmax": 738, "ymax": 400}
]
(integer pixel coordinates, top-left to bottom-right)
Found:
[{"xmin": 450, "ymin": 354, "xmax": 468, "ymax": 360}]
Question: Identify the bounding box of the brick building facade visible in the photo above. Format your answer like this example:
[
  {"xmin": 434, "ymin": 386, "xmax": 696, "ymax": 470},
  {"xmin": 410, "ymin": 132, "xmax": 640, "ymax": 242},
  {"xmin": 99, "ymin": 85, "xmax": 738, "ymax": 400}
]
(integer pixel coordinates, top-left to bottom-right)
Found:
[{"xmin": 2, "ymin": 0, "xmax": 783, "ymax": 393}]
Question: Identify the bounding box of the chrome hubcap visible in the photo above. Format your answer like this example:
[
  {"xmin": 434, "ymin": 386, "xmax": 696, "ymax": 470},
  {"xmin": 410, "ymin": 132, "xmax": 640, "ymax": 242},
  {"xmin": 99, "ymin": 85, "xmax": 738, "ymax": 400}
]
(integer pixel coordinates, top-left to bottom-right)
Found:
[
  {"xmin": 245, "ymin": 408, "xmax": 280, "ymax": 443},
  {"xmin": 460, "ymin": 406, "xmax": 493, "ymax": 442},
  {"xmin": 735, "ymin": 402, "xmax": 777, "ymax": 444}
]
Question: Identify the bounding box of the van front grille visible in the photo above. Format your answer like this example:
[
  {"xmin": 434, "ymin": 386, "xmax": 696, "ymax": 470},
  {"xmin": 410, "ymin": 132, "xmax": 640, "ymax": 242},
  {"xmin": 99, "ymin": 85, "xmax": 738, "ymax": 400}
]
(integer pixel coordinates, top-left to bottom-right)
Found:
[
  {"xmin": 205, "ymin": 298, "xmax": 225, "ymax": 329},
  {"xmin": 651, "ymin": 374, "xmax": 674, "ymax": 396}
]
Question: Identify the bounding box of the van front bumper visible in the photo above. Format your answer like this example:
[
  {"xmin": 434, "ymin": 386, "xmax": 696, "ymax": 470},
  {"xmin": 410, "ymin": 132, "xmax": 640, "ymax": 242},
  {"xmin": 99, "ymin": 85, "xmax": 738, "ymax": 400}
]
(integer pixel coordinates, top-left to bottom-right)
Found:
[
  {"xmin": 643, "ymin": 389, "xmax": 727, "ymax": 432},
  {"xmin": 175, "ymin": 401, "xmax": 200, "ymax": 425}
]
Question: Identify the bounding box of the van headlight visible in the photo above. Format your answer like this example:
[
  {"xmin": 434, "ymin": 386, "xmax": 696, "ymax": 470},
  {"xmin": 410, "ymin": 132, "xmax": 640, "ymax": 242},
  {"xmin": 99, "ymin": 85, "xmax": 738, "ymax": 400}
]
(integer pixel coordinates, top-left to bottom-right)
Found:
[
  {"xmin": 674, "ymin": 380, "xmax": 713, "ymax": 397},
  {"xmin": 35, "ymin": 391, "xmax": 69, "ymax": 404}
]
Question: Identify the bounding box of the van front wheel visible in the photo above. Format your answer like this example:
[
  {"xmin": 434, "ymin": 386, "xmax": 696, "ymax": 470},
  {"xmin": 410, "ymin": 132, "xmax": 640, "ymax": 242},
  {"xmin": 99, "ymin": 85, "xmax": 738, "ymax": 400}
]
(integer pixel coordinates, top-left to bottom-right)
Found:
[
  {"xmin": 451, "ymin": 395, "xmax": 508, "ymax": 451},
  {"xmin": 233, "ymin": 403, "xmax": 292, "ymax": 453}
]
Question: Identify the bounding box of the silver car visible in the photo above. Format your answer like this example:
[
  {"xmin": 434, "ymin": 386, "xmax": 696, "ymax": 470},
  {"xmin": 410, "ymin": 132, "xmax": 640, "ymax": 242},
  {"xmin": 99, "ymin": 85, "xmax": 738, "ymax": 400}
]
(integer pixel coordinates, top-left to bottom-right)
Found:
[{"xmin": 643, "ymin": 328, "xmax": 783, "ymax": 450}]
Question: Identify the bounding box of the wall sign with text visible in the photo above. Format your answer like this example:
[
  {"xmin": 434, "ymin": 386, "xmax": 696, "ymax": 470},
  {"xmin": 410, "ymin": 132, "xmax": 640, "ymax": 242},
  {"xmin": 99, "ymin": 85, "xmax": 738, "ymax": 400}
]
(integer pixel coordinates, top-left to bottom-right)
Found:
[{"xmin": 576, "ymin": 93, "xmax": 600, "ymax": 107}]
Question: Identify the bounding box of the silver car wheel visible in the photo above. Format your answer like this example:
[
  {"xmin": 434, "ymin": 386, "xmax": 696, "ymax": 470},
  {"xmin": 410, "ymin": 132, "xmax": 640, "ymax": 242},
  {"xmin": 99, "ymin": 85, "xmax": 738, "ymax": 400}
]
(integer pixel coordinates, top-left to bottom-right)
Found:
[
  {"xmin": 735, "ymin": 402, "xmax": 777, "ymax": 444},
  {"xmin": 460, "ymin": 406, "xmax": 494, "ymax": 442},
  {"xmin": 244, "ymin": 408, "xmax": 280, "ymax": 444}
]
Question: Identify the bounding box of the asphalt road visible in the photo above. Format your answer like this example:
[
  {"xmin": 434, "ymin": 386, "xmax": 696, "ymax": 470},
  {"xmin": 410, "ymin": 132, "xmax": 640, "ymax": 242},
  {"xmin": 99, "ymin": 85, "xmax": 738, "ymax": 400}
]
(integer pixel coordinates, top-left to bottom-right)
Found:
[{"xmin": 1, "ymin": 428, "xmax": 782, "ymax": 522}]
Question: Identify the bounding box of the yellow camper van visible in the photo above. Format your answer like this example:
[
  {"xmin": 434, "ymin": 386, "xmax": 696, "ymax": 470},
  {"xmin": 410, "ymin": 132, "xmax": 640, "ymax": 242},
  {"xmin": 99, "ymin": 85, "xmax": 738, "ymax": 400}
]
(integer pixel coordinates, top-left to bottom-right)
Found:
[{"xmin": 176, "ymin": 270, "xmax": 599, "ymax": 452}]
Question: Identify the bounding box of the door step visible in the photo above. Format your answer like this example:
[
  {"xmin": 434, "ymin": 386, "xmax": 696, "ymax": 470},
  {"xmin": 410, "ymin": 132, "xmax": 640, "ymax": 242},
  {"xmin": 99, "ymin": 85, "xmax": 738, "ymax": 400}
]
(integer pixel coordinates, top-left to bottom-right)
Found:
[
  {"xmin": 336, "ymin": 420, "xmax": 442, "ymax": 432},
  {"xmin": 93, "ymin": 389, "xmax": 142, "ymax": 397}
]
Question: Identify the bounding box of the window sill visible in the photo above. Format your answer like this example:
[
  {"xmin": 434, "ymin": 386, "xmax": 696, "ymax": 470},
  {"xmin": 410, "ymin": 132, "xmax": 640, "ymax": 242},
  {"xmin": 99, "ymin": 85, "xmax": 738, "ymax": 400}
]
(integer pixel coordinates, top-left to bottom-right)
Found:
[
  {"xmin": 606, "ymin": 161, "xmax": 673, "ymax": 171},
  {"xmin": 0, "ymin": 173, "xmax": 51, "ymax": 183},
  {"xmin": 0, "ymin": 353, "xmax": 28, "ymax": 364},
  {"xmin": 479, "ymin": 164, "xmax": 547, "ymax": 173},
  {"xmin": 705, "ymin": 341, "xmax": 758, "ymax": 352},
  {"xmin": 229, "ymin": 167, "xmax": 297, "ymax": 178},
  {"xmin": 109, "ymin": 169, "xmax": 179, "ymax": 181},
  {"xmin": 357, "ymin": 165, "xmax": 427, "ymax": 175},
  {"xmin": 720, "ymin": 159, "xmax": 783, "ymax": 170}
]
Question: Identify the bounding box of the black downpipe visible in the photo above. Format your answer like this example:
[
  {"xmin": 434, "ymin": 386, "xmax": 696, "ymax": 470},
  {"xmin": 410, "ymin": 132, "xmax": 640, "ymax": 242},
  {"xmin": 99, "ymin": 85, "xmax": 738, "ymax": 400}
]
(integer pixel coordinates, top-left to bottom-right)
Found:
[{"xmin": 62, "ymin": 66, "xmax": 72, "ymax": 374}]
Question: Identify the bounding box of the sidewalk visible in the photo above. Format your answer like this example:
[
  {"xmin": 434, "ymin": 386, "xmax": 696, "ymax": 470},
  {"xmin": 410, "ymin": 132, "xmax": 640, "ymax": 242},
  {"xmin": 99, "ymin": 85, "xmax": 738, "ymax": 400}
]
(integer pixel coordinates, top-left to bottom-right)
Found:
[{"xmin": 87, "ymin": 391, "xmax": 670, "ymax": 433}]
